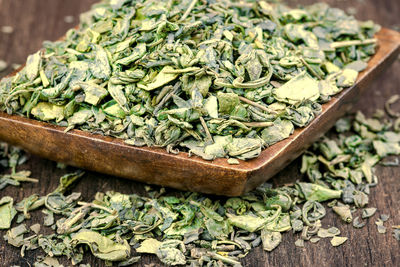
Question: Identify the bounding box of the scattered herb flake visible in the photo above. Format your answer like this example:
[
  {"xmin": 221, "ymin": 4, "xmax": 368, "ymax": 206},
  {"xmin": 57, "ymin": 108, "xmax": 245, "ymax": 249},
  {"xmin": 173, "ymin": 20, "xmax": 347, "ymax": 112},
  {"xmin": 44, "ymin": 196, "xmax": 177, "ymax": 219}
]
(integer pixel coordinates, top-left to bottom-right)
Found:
[{"xmin": 330, "ymin": 236, "xmax": 348, "ymax": 247}]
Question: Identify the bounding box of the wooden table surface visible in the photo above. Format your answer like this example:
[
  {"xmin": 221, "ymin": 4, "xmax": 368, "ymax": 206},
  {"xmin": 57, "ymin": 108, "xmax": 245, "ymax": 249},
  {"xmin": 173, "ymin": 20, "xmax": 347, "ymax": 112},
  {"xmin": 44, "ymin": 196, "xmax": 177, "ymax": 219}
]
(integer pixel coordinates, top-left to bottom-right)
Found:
[{"xmin": 0, "ymin": 0, "xmax": 399, "ymax": 266}]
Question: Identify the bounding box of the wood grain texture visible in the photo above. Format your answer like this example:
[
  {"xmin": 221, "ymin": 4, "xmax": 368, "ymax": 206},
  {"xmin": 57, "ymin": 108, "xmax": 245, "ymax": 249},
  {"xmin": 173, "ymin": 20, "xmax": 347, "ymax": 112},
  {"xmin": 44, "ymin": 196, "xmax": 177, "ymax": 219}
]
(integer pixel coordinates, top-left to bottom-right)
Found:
[{"xmin": 0, "ymin": 0, "xmax": 399, "ymax": 266}]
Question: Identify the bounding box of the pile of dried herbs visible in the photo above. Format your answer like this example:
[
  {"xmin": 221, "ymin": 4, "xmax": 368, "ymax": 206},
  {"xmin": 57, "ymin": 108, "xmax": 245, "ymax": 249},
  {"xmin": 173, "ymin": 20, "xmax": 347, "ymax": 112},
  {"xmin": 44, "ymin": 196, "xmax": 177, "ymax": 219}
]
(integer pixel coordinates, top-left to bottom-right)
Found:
[
  {"xmin": 1, "ymin": 101, "xmax": 399, "ymax": 266},
  {"xmin": 0, "ymin": 0, "xmax": 381, "ymax": 160}
]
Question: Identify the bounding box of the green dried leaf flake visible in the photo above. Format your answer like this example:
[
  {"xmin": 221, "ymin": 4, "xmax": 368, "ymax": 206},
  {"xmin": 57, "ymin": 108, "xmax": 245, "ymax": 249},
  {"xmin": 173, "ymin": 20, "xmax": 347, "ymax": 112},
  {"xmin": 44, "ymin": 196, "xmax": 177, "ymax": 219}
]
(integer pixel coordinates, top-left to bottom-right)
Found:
[
  {"xmin": 294, "ymin": 238, "xmax": 305, "ymax": 248},
  {"xmin": 330, "ymin": 236, "xmax": 348, "ymax": 247},
  {"xmin": 217, "ymin": 92, "xmax": 239, "ymax": 115},
  {"xmin": 72, "ymin": 230, "xmax": 131, "ymax": 261},
  {"xmin": 103, "ymin": 100, "xmax": 126, "ymax": 118},
  {"xmin": 204, "ymin": 95, "xmax": 218, "ymax": 119},
  {"xmin": 261, "ymin": 229, "xmax": 282, "ymax": 251},
  {"xmin": 136, "ymin": 238, "xmax": 162, "ymax": 254},
  {"xmin": 317, "ymin": 227, "xmax": 341, "ymax": 238},
  {"xmin": 353, "ymin": 216, "xmax": 366, "ymax": 229},
  {"xmin": 31, "ymin": 102, "xmax": 65, "ymax": 121},
  {"xmin": 362, "ymin": 207, "xmax": 377, "ymax": 219},
  {"xmin": 227, "ymin": 158, "xmax": 240, "ymax": 165},
  {"xmin": 261, "ymin": 119, "xmax": 294, "ymax": 146},
  {"xmin": 90, "ymin": 45, "xmax": 111, "ymax": 80},
  {"xmin": 296, "ymin": 182, "xmax": 342, "ymax": 202},
  {"xmin": 156, "ymin": 240, "xmax": 186, "ymax": 266},
  {"xmin": 332, "ymin": 205, "xmax": 353, "ymax": 223},
  {"xmin": 0, "ymin": 196, "xmax": 17, "ymax": 229},
  {"xmin": 115, "ymin": 43, "xmax": 146, "ymax": 65},
  {"xmin": 68, "ymin": 108, "xmax": 93, "ymax": 126},
  {"xmin": 25, "ymin": 51, "xmax": 41, "ymax": 81},
  {"xmin": 4, "ymin": 224, "xmax": 28, "ymax": 247},
  {"xmin": 284, "ymin": 24, "xmax": 319, "ymax": 48},
  {"xmin": 373, "ymin": 140, "xmax": 400, "ymax": 157},
  {"xmin": 137, "ymin": 239, "xmax": 186, "ymax": 266},
  {"xmin": 139, "ymin": 66, "xmax": 179, "ymax": 91},
  {"xmin": 81, "ymin": 82, "xmax": 109, "ymax": 106},
  {"xmin": 228, "ymin": 214, "xmax": 267, "ymax": 232},
  {"xmin": 345, "ymin": 60, "xmax": 368, "ymax": 72},
  {"xmin": 336, "ymin": 69, "xmax": 358, "ymax": 87},
  {"xmin": 273, "ymin": 72, "xmax": 320, "ymax": 105},
  {"xmin": 375, "ymin": 219, "xmax": 387, "ymax": 234},
  {"xmin": 108, "ymin": 82, "xmax": 128, "ymax": 111}
]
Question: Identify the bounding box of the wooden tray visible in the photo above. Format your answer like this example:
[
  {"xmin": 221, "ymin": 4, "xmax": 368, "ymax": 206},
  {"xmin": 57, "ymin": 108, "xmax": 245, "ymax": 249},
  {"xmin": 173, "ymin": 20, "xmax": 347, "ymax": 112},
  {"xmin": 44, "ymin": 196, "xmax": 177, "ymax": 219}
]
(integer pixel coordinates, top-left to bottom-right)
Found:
[{"xmin": 0, "ymin": 28, "xmax": 399, "ymax": 196}]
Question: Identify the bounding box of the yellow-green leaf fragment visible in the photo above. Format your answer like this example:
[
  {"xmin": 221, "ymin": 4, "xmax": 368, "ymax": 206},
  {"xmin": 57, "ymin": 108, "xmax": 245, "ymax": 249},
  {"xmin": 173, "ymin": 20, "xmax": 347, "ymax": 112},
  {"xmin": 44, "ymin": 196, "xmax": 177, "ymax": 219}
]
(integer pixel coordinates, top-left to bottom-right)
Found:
[
  {"xmin": 296, "ymin": 182, "xmax": 342, "ymax": 202},
  {"xmin": 362, "ymin": 207, "xmax": 377, "ymax": 219},
  {"xmin": 81, "ymin": 82, "xmax": 108, "ymax": 106},
  {"xmin": 136, "ymin": 238, "xmax": 162, "ymax": 254},
  {"xmin": 227, "ymin": 158, "xmax": 240, "ymax": 165},
  {"xmin": 31, "ymin": 102, "xmax": 65, "ymax": 121},
  {"xmin": 139, "ymin": 66, "xmax": 179, "ymax": 91},
  {"xmin": 4, "ymin": 224, "xmax": 28, "ymax": 247},
  {"xmin": 332, "ymin": 205, "xmax": 353, "ymax": 223},
  {"xmin": 136, "ymin": 239, "xmax": 186, "ymax": 266},
  {"xmin": 336, "ymin": 69, "xmax": 358, "ymax": 87},
  {"xmin": 273, "ymin": 71, "xmax": 320, "ymax": 105},
  {"xmin": 39, "ymin": 69, "xmax": 50, "ymax": 87},
  {"xmin": 261, "ymin": 119, "xmax": 294, "ymax": 146},
  {"xmin": 90, "ymin": 45, "xmax": 111, "ymax": 80},
  {"xmin": 204, "ymin": 95, "xmax": 218, "ymax": 118},
  {"xmin": 67, "ymin": 108, "xmax": 93, "ymax": 126},
  {"xmin": 72, "ymin": 230, "xmax": 131, "ymax": 261},
  {"xmin": 261, "ymin": 229, "xmax": 282, "ymax": 251},
  {"xmin": 25, "ymin": 51, "xmax": 41, "ymax": 81},
  {"xmin": 317, "ymin": 227, "xmax": 341, "ymax": 238},
  {"xmin": 375, "ymin": 219, "xmax": 387, "ymax": 234},
  {"xmin": 227, "ymin": 214, "xmax": 267, "ymax": 232},
  {"xmin": 330, "ymin": 236, "xmax": 348, "ymax": 247},
  {"xmin": 108, "ymin": 82, "xmax": 128, "ymax": 112},
  {"xmin": 373, "ymin": 140, "xmax": 400, "ymax": 157},
  {"xmin": 0, "ymin": 196, "xmax": 17, "ymax": 229},
  {"xmin": 217, "ymin": 92, "xmax": 240, "ymax": 115},
  {"xmin": 103, "ymin": 101, "xmax": 126, "ymax": 118}
]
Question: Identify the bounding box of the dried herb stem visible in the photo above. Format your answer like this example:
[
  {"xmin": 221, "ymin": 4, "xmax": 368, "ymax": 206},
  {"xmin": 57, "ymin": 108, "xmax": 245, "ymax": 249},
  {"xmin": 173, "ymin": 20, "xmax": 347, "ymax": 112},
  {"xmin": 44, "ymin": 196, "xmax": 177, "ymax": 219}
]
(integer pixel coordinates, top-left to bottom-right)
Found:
[
  {"xmin": 155, "ymin": 85, "xmax": 173, "ymax": 105},
  {"xmin": 9, "ymin": 175, "xmax": 38, "ymax": 183},
  {"xmin": 180, "ymin": 0, "xmax": 198, "ymax": 21},
  {"xmin": 153, "ymin": 82, "xmax": 181, "ymax": 115},
  {"xmin": 300, "ymin": 57, "xmax": 323, "ymax": 80},
  {"xmin": 207, "ymin": 252, "xmax": 241, "ymax": 266},
  {"xmin": 330, "ymin": 38, "xmax": 377, "ymax": 49},
  {"xmin": 77, "ymin": 201, "xmax": 115, "ymax": 214},
  {"xmin": 199, "ymin": 117, "xmax": 214, "ymax": 143},
  {"xmin": 238, "ymin": 96, "xmax": 277, "ymax": 114},
  {"xmin": 242, "ymin": 121, "xmax": 274, "ymax": 128}
]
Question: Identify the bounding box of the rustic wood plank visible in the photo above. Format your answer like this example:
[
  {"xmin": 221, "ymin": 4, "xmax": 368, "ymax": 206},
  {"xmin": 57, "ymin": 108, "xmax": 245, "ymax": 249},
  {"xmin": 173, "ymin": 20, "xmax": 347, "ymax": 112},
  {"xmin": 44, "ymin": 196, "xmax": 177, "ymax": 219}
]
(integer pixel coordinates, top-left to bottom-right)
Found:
[{"xmin": 0, "ymin": 0, "xmax": 399, "ymax": 266}]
